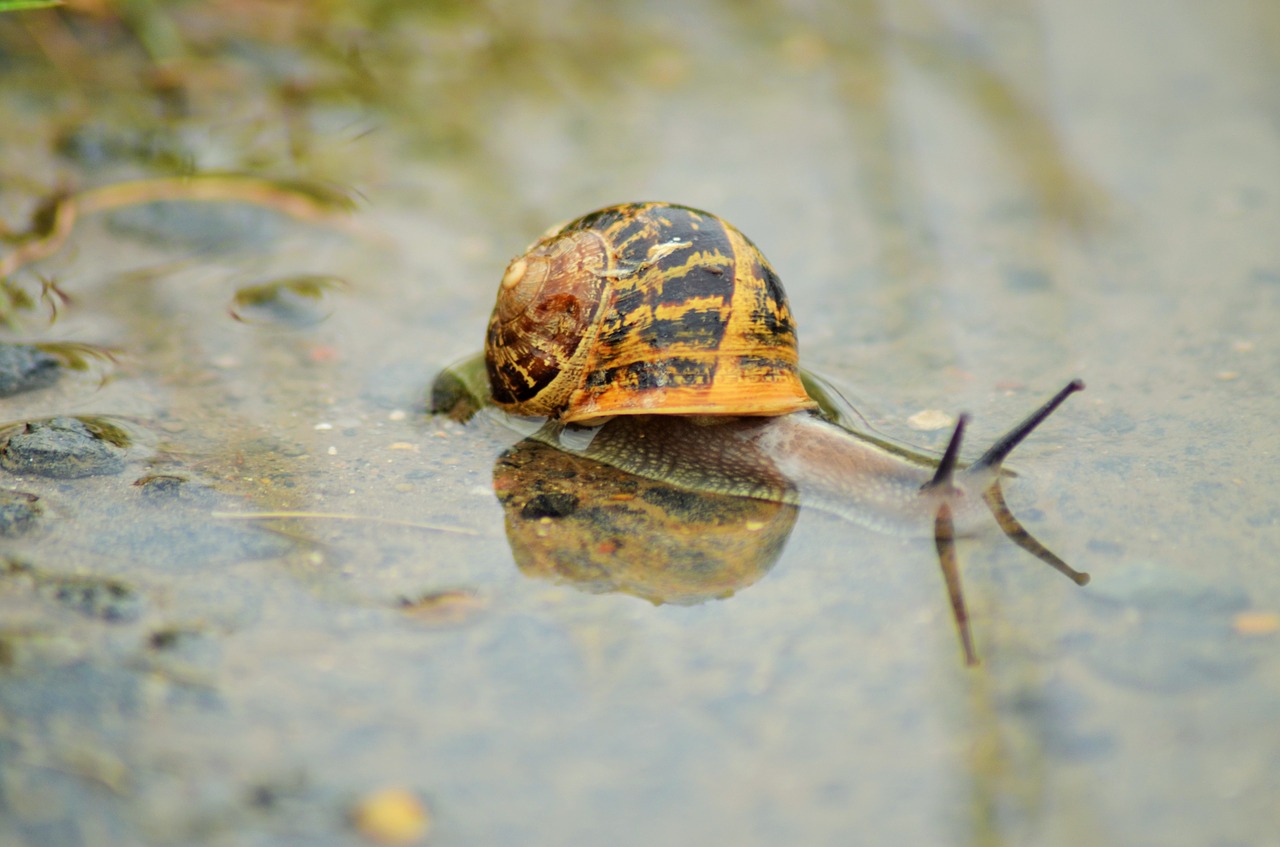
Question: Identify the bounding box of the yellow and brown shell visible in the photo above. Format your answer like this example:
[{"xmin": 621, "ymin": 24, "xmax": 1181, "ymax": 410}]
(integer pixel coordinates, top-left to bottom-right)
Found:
[{"xmin": 484, "ymin": 202, "xmax": 817, "ymax": 424}]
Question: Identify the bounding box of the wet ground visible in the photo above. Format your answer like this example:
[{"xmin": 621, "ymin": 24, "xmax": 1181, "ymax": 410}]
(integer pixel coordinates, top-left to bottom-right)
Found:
[{"xmin": 1, "ymin": 2, "xmax": 1278, "ymax": 845}]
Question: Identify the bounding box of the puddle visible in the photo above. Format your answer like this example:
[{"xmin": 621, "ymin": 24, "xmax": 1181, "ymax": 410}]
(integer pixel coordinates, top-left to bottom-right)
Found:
[{"xmin": 1, "ymin": 2, "xmax": 1278, "ymax": 845}]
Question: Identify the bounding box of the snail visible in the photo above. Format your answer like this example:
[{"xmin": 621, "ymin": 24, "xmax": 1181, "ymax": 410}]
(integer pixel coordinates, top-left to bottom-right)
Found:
[{"xmin": 436, "ymin": 201, "xmax": 1087, "ymax": 664}]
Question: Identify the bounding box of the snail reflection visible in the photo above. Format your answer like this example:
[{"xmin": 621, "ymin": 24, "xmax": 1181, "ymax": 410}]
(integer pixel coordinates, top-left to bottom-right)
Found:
[
  {"xmin": 493, "ymin": 432, "xmax": 798, "ymax": 605},
  {"xmin": 434, "ymin": 202, "xmax": 1088, "ymax": 664}
]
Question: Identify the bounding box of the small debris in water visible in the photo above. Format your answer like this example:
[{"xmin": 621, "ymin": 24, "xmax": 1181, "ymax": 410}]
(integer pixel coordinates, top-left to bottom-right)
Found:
[
  {"xmin": 398, "ymin": 589, "xmax": 487, "ymax": 625},
  {"xmin": 906, "ymin": 409, "xmax": 955, "ymax": 431},
  {"xmin": 308, "ymin": 344, "xmax": 341, "ymax": 363},
  {"xmin": 42, "ymin": 575, "xmax": 143, "ymax": 622},
  {"xmin": 351, "ymin": 787, "xmax": 430, "ymax": 845},
  {"xmin": 1233, "ymin": 611, "xmax": 1280, "ymax": 636}
]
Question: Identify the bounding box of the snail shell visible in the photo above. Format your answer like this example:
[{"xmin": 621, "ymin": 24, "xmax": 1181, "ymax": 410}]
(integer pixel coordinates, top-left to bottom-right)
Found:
[{"xmin": 485, "ymin": 202, "xmax": 816, "ymax": 424}]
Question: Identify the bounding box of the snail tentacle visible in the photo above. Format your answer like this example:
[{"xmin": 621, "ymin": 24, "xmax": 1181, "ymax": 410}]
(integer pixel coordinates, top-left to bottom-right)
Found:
[
  {"xmin": 971, "ymin": 379, "xmax": 1086, "ymax": 474},
  {"xmin": 922, "ymin": 413, "xmax": 969, "ymax": 492}
]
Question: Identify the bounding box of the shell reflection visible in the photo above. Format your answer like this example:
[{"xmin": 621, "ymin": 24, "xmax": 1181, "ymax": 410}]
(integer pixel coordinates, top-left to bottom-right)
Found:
[{"xmin": 494, "ymin": 431, "xmax": 798, "ymax": 606}]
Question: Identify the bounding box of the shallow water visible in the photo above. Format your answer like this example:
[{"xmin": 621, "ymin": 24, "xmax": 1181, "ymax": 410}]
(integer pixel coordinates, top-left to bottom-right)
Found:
[{"xmin": 1, "ymin": 2, "xmax": 1278, "ymax": 845}]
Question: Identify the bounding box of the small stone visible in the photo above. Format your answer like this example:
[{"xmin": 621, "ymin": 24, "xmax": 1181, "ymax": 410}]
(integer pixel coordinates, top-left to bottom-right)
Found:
[
  {"xmin": 134, "ymin": 474, "xmax": 186, "ymax": 496},
  {"xmin": 906, "ymin": 409, "xmax": 955, "ymax": 431},
  {"xmin": 351, "ymin": 787, "xmax": 430, "ymax": 845},
  {"xmin": 520, "ymin": 492, "xmax": 579, "ymax": 520},
  {"xmin": 42, "ymin": 576, "xmax": 142, "ymax": 622},
  {"xmin": 229, "ymin": 275, "xmax": 344, "ymax": 328},
  {"xmin": 133, "ymin": 474, "xmax": 218, "ymax": 505},
  {"xmin": 0, "ymin": 344, "xmax": 61, "ymax": 397},
  {"xmin": 0, "ymin": 490, "xmax": 43, "ymax": 537},
  {"xmin": 1, "ymin": 417, "xmax": 126, "ymax": 478},
  {"xmin": 399, "ymin": 589, "xmax": 486, "ymax": 626}
]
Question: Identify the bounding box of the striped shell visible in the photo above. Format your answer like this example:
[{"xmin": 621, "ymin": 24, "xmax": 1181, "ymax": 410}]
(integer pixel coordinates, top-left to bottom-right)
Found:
[{"xmin": 485, "ymin": 202, "xmax": 817, "ymax": 424}]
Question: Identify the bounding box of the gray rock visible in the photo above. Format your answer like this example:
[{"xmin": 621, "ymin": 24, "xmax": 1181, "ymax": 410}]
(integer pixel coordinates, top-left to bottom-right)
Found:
[
  {"xmin": 42, "ymin": 576, "xmax": 143, "ymax": 622},
  {"xmin": 0, "ymin": 344, "xmax": 60, "ymax": 397},
  {"xmin": 0, "ymin": 490, "xmax": 43, "ymax": 537},
  {"xmin": 1, "ymin": 417, "xmax": 126, "ymax": 478}
]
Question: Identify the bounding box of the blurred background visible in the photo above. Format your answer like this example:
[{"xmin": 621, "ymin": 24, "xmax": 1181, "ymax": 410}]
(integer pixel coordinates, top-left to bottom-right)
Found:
[{"xmin": 0, "ymin": 1, "xmax": 1278, "ymax": 845}]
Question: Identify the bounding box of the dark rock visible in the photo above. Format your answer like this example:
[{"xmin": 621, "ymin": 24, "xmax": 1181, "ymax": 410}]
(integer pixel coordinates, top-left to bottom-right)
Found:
[
  {"xmin": 0, "ymin": 490, "xmax": 43, "ymax": 537},
  {"xmin": 133, "ymin": 474, "xmax": 218, "ymax": 505},
  {"xmin": 520, "ymin": 492, "xmax": 580, "ymax": 520},
  {"xmin": 42, "ymin": 576, "xmax": 143, "ymax": 622},
  {"xmin": 1, "ymin": 417, "xmax": 126, "ymax": 478},
  {"xmin": 229, "ymin": 275, "xmax": 343, "ymax": 328},
  {"xmin": 0, "ymin": 344, "xmax": 61, "ymax": 397}
]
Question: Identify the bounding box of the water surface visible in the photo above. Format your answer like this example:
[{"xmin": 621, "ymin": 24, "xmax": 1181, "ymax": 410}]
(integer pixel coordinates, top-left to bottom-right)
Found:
[{"xmin": 0, "ymin": 2, "xmax": 1277, "ymax": 845}]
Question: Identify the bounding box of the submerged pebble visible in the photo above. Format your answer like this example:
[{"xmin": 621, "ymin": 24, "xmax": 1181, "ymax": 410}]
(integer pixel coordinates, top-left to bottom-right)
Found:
[
  {"xmin": 0, "ymin": 344, "xmax": 61, "ymax": 397},
  {"xmin": 398, "ymin": 589, "xmax": 487, "ymax": 626},
  {"xmin": 42, "ymin": 576, "xmax": 143, "ymax": 622},
  {"xmin": 1, "ymin": 417, "xmax": 126, "ymax": 478},
  {"xmin": 0, "ymin": 490, "xmax": 43, "ymax": 537},
  {"xmin": 133, "ymin": 473, "xmax": 219, "ymax": 505},
  {"xmin": 229, "ymin": 275, "xmax": 346, "ymax": 327},
  {"xmin": 350, "ymin": 787, "xmax": 431, "ymax": 845}
]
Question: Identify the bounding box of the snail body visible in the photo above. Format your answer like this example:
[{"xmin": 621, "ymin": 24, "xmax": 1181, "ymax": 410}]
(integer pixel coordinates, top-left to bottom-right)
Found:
[
  {"xmin": 536, "ymin": 382, "xmax": 1080, "ymax": 540},
  {"xmin": 450, "ymin": 201, "xmax": 1087, "ymax": 664}
]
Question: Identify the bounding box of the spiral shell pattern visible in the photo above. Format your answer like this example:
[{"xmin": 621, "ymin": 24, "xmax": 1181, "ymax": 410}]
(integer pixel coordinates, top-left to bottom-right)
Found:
[{"xmin": 486, "ymin": 202, "xmax": 816, "ymax": 424}]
